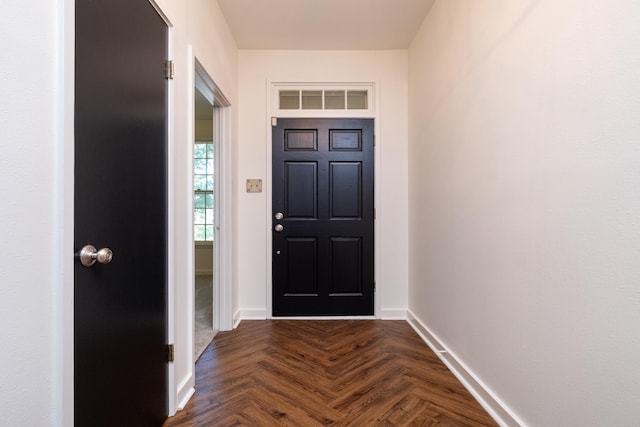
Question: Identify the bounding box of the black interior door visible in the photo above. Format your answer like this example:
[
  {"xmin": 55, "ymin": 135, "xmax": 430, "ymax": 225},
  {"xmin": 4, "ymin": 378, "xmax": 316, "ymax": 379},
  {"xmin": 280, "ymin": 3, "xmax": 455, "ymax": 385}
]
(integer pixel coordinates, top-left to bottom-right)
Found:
[
  {"xmin": 75, "ymin": 1, "xmax": 168, "ymax": 425},
  {"xmin": 272, "ymin": 118, "xmax": 374, "ymax": 316}
]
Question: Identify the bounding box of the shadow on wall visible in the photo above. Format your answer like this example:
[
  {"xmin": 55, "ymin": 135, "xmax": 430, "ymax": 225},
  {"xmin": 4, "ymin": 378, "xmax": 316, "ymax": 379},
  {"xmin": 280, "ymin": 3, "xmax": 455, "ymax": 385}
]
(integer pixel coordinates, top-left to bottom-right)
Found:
[{"xmin": 195, "ymin": 243, "xmax": 214, "ymax": 275}]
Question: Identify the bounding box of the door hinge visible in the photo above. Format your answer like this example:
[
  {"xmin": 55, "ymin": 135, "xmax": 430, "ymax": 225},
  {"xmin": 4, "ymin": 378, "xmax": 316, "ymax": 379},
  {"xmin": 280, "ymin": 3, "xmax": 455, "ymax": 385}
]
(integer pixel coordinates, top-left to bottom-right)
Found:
[
  {"xmin": 164, "ymin": 60, "xmax": 174, "ymax": 80},
  {"xmin": 374, "ymin": 208, "xmax": 376, "ymax": 220},
  {"xmin": 166, "ymin": 344, "xmax": 175, "ymax": 362},
  {"xmin": 271, "ymin": 117, "xmax": 278, "ymax": 127},
  {"xmin": 373, "ymin": 281, "xmax": 376, "ymax": 291},
  {"xmin": 373, "ymin": 135, "xmax": 376, "ymax": 146}
]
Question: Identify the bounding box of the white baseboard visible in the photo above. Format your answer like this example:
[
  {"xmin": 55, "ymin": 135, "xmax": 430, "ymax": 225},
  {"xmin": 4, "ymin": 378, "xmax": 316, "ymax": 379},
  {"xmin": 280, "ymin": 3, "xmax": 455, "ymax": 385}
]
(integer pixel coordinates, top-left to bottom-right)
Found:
[
  {"xmin": 269, "ymin": 316, "xmax": 376, "ymax": 320},
  {"xmin": 176, "ymin": 387, "xmax": 195, "ymax": 411},
  {"xmin": 233, "ymin": 310, "xmax": 242, "ymax": 329},
  {"xmin": 236, "ymin": 311, "xmax": 389, "ymax": 321},
  {"xmin": 237, "ymin": 309, "xmax": 268, "ymax": 321},
  {"xmin": 406, "ymin": 310, "xmax": 524, "ymax": 427},
  {"xmin": 176, "ymin": 371, "xmax": 194, "ymax": 400},
  {"xmin": 379, "ymin": 309, "xmax": 407, "ymax": 319},
  {"xmin": 235, "ymin": 309, "xmax": 404, "ymax": 321},
  {"xmin": 172, "ymin": 373, "xmax": 194, "ymax": 415}
]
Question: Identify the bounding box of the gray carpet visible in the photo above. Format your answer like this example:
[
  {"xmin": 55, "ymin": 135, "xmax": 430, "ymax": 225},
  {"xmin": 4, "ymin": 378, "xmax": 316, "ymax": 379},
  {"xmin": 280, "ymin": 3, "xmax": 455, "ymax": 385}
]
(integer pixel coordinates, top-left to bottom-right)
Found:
[{"xmin": 195, "ymin": 275, "xmax": 216, "ymax": 361}]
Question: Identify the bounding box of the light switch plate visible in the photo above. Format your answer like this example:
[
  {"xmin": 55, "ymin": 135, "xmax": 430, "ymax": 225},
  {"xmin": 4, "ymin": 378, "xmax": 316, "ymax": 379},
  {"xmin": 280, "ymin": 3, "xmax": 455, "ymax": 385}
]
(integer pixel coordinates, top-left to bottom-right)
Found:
[{"xmin": 246, "ymin": 179, "xmax": 262, "ymax": 193}]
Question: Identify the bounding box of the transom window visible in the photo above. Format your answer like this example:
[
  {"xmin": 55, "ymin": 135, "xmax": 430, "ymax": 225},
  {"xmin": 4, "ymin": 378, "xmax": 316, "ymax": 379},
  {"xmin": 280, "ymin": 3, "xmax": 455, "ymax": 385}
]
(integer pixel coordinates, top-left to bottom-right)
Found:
[
  {"xmin": 273, "ymin": 83, "xmax": 374, "ymax": 117},
  {"xmin": 279, "ymin": 89, "xmax": 368, "ymax": 110}
]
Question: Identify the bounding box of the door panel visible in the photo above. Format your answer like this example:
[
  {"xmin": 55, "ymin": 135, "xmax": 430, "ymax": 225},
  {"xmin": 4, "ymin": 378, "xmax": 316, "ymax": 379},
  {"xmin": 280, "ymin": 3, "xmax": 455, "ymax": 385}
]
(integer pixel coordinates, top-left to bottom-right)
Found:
[
  {"xmin": 273, "ymin": 118, "xmax": 374, "ymax": 316},
  {"xmin": 329, "ymin": 237, "xmax": 363, "ymax": 295},
  {"xmin": 286, "ymin": 238, "xmax": 318, "ymax": 295},
  {"xmin": 285, "ymin": 130, "xmax": 317, "ymax": 150},
  {"xmin": 75, "ymin": 0, "xmax": 168, "ymax": 425},
  {"xmin": 329, "ymin": 162, "xmax": 362, "ymax": 218},
  {"xmin": 285, "ymin": 162, "xmax": 318, "ymax": 218}
]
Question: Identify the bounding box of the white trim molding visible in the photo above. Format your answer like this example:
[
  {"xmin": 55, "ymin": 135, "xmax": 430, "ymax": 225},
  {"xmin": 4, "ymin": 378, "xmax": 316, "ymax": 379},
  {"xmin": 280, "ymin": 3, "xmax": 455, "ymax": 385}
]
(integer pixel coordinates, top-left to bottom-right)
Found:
[
  {"xmin": 379, "ymin": 309, "xmax": 407, "ymax": 320},
  {"xmin": 164, "ymin": 22, "xmax": 177, "ymax": 419},
  {"xmin": 266, "ymin": 80, "xmax": 383, "ymax": 319},
  {"xmin": 193, "ymin": 59, "xmax": 234, "ymax": 332},
  {"xmin": 233, "ymin": 311, "xmax": 242, "ymax": 329},
  {"xmin": 61, "ymin": 2, "xmax": 75, "ymax": 426},
  {"xmin": 406, "ymin": 311, "xmax": 525, "ymax": 427},
  {"xmin": 238, "ymin": 309, "xmax": 269, "ymax": 320},
  {"xmin": 176, "ymin": 385, "xmax": 195, "ymax": 411}
]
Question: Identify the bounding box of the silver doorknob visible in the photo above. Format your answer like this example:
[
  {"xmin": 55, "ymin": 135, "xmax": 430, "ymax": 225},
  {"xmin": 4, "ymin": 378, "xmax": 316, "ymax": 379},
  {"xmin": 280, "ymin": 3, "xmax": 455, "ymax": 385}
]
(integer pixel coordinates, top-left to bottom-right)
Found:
[
  {"xmin": 275, "ymin": 212, "xmax": 284, "ymax": 220},
  {"xmin": 79, "ymin": 245, "xmax": 113, "ymax": 267},
  {"xmin": 274, "ymin": 224, "xmax": 284, "ymax": 232}
]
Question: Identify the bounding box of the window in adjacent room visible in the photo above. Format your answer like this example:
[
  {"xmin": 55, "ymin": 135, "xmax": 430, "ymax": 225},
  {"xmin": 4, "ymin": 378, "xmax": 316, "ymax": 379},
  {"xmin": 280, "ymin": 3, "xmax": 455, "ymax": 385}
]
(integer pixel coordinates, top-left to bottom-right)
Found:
[{"xmin": 194, "ymin": 141, "xmax": 214, "ymax": 241}]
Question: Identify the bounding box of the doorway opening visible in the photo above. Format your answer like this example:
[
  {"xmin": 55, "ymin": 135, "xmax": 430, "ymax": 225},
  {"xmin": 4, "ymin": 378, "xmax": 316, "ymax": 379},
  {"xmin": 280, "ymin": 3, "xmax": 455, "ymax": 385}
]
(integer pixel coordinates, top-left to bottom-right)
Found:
[
  {"xmin": 193, "ymin": 85, "xmax": 216, "ymax": 360},
  {"xmin": 193, "ymin": 60, "xmax": 231, "ymax": 360}
]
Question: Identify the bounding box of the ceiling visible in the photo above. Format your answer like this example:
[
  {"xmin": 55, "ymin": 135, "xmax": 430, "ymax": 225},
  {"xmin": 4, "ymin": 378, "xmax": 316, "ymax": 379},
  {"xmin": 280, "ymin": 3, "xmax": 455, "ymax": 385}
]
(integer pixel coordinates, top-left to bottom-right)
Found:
[{"xmin": 216, "ymin": 0, "xmax": 435, "ymax": 50}]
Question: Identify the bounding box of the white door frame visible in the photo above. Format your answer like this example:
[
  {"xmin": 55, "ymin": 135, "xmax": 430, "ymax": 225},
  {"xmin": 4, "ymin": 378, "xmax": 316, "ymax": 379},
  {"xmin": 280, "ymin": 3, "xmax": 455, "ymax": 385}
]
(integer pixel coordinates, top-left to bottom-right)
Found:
[
  {"xmin": 174, "ymin": 54, "xmax": 235, "ymax": 413},
  {"xmin": 193, "ymin": 59, "xmax": 233, "ymax": 333},
  {"xmin": 265, "ymin": 81, "xmax": 382, "ymax": 319}
]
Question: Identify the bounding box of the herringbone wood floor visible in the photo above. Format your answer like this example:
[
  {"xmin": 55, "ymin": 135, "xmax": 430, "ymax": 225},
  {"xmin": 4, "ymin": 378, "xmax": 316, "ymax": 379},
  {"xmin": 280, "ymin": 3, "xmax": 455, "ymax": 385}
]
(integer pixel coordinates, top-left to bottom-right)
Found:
[{"xmin": 163, "ymin": 320, "xmax": 497, "ymax": 426}]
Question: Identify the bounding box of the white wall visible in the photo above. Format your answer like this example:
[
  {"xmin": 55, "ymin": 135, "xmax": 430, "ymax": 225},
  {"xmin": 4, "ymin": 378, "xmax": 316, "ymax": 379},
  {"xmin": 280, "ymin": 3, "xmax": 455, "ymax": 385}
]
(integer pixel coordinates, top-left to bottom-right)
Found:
[
  {"xmin": 1, "ymin": 0, "xmax": 237, "ymax": 422},
  {"xmin": 237, "ymin": 50, "xmax": 409, "ymax": 319},
  {"xmin": 195, "ymin": 119, "xmax": 213, "ymax": 141},
  {"xmin": 0, "ymin": 0, "xmax": 67, "ymax": 425},
  {"xmin": 195, "ymin": 244, "xmax": 214, "ymax": 274},
  {"xmin": 408, "ymin": 1, "xmax": 640, "ymax": 425},
  {"xmin": 154, "ymin": 0, "xmax": 238, "ymax": 411}
]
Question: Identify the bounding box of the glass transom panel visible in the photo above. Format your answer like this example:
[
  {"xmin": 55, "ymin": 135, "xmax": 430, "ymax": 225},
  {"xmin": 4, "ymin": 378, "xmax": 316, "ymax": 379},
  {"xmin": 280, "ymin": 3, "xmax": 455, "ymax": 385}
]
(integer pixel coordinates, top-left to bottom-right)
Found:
[{"xmin": 278, "ymin": 88, "xmax": 370, "ymax": 111}]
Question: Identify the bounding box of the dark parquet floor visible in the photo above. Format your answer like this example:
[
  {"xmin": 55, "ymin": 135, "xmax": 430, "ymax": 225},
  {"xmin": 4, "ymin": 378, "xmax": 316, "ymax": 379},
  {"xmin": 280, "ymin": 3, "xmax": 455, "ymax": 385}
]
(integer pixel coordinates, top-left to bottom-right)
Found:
[{"xmin": 163, "ymin": 320, "xmax": 498, "ymax": 426}]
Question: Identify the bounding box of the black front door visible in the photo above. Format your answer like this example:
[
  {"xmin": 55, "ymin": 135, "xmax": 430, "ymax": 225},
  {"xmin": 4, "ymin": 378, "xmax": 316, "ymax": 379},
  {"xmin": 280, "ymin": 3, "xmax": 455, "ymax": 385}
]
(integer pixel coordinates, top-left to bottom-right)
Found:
[
  {"xmin": 272, "ymin": 118, "xmax": 374, "ymax": 316},
  {"xmin": 75, "ymin": 0, "xmax": 168, "ymax": 425}
]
